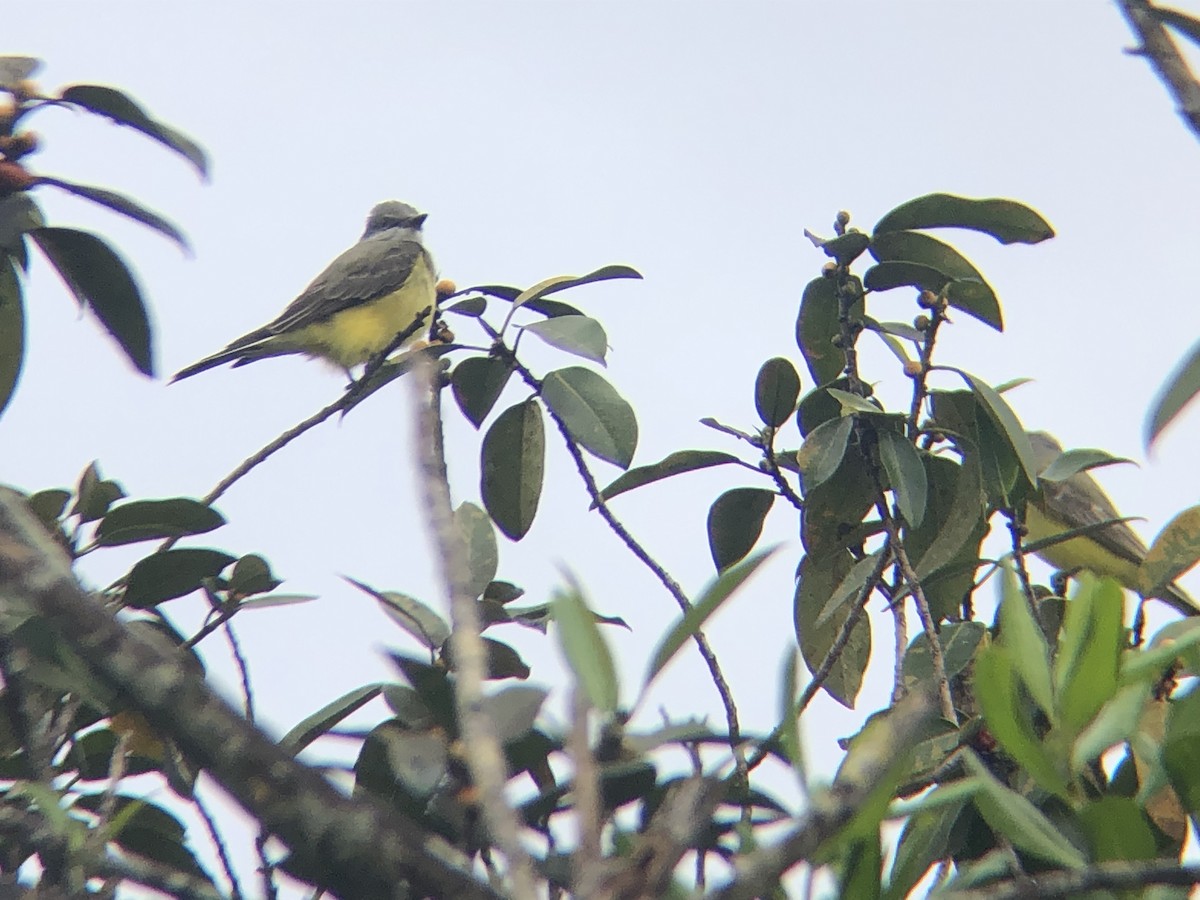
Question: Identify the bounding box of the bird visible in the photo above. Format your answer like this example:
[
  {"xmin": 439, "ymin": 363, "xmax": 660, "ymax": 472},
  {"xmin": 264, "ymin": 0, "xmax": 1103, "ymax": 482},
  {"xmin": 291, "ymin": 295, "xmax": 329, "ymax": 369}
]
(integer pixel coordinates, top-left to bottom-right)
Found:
[
  {"xmin": 171, "ymin": 200, "xmax": 437, "ymax": 382},
  {"xmin": 1024, "ymin": 431, "xmax": 1199, "ymax": 616}
]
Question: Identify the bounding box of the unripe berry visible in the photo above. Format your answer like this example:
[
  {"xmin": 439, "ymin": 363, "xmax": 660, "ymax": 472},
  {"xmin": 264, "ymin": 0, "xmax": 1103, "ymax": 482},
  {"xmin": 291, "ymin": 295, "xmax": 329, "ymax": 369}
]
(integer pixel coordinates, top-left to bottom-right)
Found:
[
  {"xmin": 903, "ymin": 360, "xmax": 924, "ymax": 378},
  {"xmin": 435, "ymin": 278, "xmax": 457, "ymax": 299},
  {"xmin": 821, "ymin": 261, "xmax": 837, "ymax": 277},
  {"xmin": 918, "ymin": 290, "xmax": 938, "ymax": 309},
  {"xmin": 914, "ymin": 314, "xmax": 931, "ymax": 331}
]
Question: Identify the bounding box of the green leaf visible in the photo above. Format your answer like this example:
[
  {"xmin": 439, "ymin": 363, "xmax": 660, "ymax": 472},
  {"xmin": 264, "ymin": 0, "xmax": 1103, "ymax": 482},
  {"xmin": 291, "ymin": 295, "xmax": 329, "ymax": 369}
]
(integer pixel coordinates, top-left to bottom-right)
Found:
[
  {"xmin": 454, "ymin": 502, "xmax": 499, "ymax": 598},
  {"xmin": 795, "ymin": 276, "xmax": 861, "ymax": 385},
  {"xmin": 389, "ymin": 654, "xmax": 458, "ymax": 734},
  {"xmin": 1071, "ymin": 681, "xmax": 1153, "ymax": 774},
  {"xmin": 599, "ymin": 450, "xmax": 741, "ymax": 502},
  {"xmin": 483, "ymin": 580, "xmax": 526, "ymax": 604},
  {"xmin": 1055, "ymin": 575, "xmax": 1124, "ymax": 739},
  {"xmin": 1146, "ymin": 337, "xmax": 1200, "ymax": 447},
  {"xmin": 902, "ymin": 620, "xmax": 985, "ymax": 689},
  {"xmin": 1077, "ymin": 796, "xmax": 1157, "ymax": 862},
  {"xmin": 801, "ymin": 443, "xmax": 877, "ymax": 556},
  {"xmin": 38, "ymin": 178, "xmax": 188, "ymax": 251},
  {"xmin": 996, "ymin": 566, "xmax": 1054, "ymax": 715},
  {"xmin": 707, "ymin": 487, "xmax": 774, "ymax": 571},
  {"xmin": 123, "ymin": 548, "xmax": 236, "ymax": 608},
  {"xmin": 873, "ymin": 193, "xmax": 1054, "ymax": 245},
  {"xmin": 820, "ymin": 231, "xmax": 871, "ymax": 266},
  {"xmin": 72, "ymin": 461, "xmax": 125, "ymax": 523},
  {"xmin": 862, "ymin": 261, "xmax": 950, "ymax": 294},
  {"xmin": 481, "ymin": 399, "xmax": 545, "ymax": 541},
  {"xmin": 961, "ymin": 750, "xmax": 1086, "ymax": 868},
  {"xmin": 32, "ymin": 227, "xmax": 154, "ymax": 376},
  {"xmin": 445, "ymin": 295, "xmax": 486, "ymax": 316},
  {"xmin": 1140, "ymin": 505, "xmax": 1200, "ymax": 599},
  {"xmin": 876, "ymin": 431, "xmax": 927, "ymax": 527},
  {"xmin": 754, "ymin": 356, "xmax": 802, "ymax": 427},
  {"xmin": 0, "ymin": 254, "xmax": 23, "ymax": 419},
  {"xmin": 489, "ymin": 685, "xmax": 549, "ymax": 745},
  {"xmin": 521, "ymin": 316, "xmax": 608, "ymax": 365},
  {"xmin": 884, "ymin": 801, "xmax": 964, "ymax": 900},
  {"xmin": 443, "ymin": 636, "xmax": 532, "ymax": 680},
  {"xmin": 59, "ymin": 84, "xmax": 209, "ymax": 178},
  {"xmin": 228, "ymin": 553, "xmax": 280, "ymax": 595},
  {"xmin": 642, "ymin": 547, "xmax": 778, "ymax": 693},
  {"xmin": 0, "ymin": 193, "xmax": 44, "ymax": 266},
  {"xmin": 511, "ymin": 264, "xmax": 642, "ymax": 310},
  {"xmin": 375, "ymin": 726, "xmax": 449, "ymax": 798},
  {"xmin": 779, "ymin": 647, "xmax": 805, "ymax": 780},
  {"xmin": 344, "ymin": 576, "xmax": 451, "ymax": 649},
  {"xmin": 541, "ymin": 366, "xmax": 638, "ymax": 468},
  {"xmin": 95, "ymin": 499, "xmax": 224, "ymax": 546},
  {"xmin": 815, "ymin": 550, "xmax": 886, "ymax": 628},
  {"xmin": 27, "ymin": 488, "xmax": 70, "ymax": 527},
  {"xmin": 795, "ymin": 551, "xmax": 872, "ymax": 708},
  {"xmin": 1163, "ymin": 683, "xmax": 1200, "ymax": 816},
  {"xmin": 797, "ymin": 414, "xmax": 855, "ymax": 491},
  {"xmin": 943, "ymin": 368, "xmax": 1037, "ymax": 487},
  {"xmin": 827, "ymin": 386, "xmax": 885, "ymax": 415},
  {"xmin": 553, "ymin": 579, "xmax": 619, "ymax": 715},
  {"xmin": 451, "ymin": 355, "xmax": 513, "ymax": 428},
  {"xmin": 281, "ymin": 683, "xmax": 382, "ymax": 752}
]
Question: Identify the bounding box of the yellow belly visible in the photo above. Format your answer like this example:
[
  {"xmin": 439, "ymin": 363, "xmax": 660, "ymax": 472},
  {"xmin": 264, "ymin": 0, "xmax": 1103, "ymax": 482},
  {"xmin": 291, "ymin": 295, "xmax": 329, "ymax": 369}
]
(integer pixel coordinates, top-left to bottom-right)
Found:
[
  {"xmin": 1024, "ymin": 502, "xmax": 1140, "ymax": 590},
  {"xmin": 287, "ymin": 255, "xmax": 436, "ymax": 370}
]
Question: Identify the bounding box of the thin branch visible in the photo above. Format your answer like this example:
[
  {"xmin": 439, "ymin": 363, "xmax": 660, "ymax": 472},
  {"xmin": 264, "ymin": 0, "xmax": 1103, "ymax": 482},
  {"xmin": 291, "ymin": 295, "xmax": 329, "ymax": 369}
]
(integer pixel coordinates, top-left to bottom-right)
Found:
[
  {"xmin": 906, "ymin": 298, "xmax": 945, "ymax": 442},
  {"xmin": 409, "ymin": 357, "xmax": 539, "ymax": 900},
  {"xmin": 1117, "ymin": 0, "xmax": 1200, "ymax": 144},
  {"xmin": 761, "ymin": 430, "xmax": 804, "ymax": 512},
  {"xmin": 1005, "ymin": 508, "xmax": 1040, "ymax": 615},
  {"xmin": 891, "ymin": 588, "xmax": 907, "ymax": 703},
  {"xmin": 567, "ymin": 689, "xmax": 602, "ymax": 899},
  {"xmin": 192, "ymin": 785, "xmax": 245, "ymax": 900},
  {"xmin": 939, "ymin": 860, "xmax": 1200, "ymax": 899}
]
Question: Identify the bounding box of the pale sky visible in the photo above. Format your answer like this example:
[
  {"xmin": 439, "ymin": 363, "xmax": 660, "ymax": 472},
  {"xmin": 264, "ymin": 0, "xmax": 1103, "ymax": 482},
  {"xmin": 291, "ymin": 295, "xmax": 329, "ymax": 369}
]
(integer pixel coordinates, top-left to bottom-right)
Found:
[{"xmin": 5, "ymin": 2, "xmax": 1200, "ymax": 895}]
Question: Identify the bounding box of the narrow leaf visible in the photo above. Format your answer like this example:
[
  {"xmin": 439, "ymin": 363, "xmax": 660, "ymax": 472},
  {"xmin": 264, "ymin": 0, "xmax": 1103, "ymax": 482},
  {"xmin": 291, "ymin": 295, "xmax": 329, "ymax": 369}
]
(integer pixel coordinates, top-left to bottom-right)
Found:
[
  {"xmin": 344, "ymin": 576, "xmax": 451, "ymax": 650},
  {"xmin": 1147, "ymin": 337, "xmax": 1200, "ymax": 447},
  {"xmin": 481, "ymin": 398, "xmax": 545, "ymax": 540},
  {"xmin": 38, "ymin": 178, "xmax": 188, "ymax": 251},
  {"xmin": 281, "ymin": 684, "xmax": 383, "ymax": 752},
  {"xmin": 489, "ymin": 685, "xmax": 549, "ymax": 745},
  {"xmin": 1038, "ymin": 448, "xmax": 1133, "ymax": 482},
  {"xmin": 511, "ymin": 264, "xmax": 641, "ymax": 310},
  {"xmin": 944, "ymin": 368, "xmax": 1037, "ymax": 487},
  {"xmin": 862, "ymin": 261, "xmax": 950, "ymax": 294},
  {"xmin": 877, "ymin": 431, "xmax": 927, "ymax": 527},
  {"xmin": 96, "ymin": 499, "xmax": 223, "ymax": 546},
  {"xmin": 541, "ymin": 366, "xmax": 638, "ymax": 468},
  {"xmin": 0, "ymin": 255, "xmax": 23, "ymax": 418},
  {"xmin": 553, "ymin": 579, "xmax": 619, "ymax": 715},
  {"xmin": 521, "ymin": 316, "xmax": 608, "ymax": 365},
  {"xmin": 796, "ymin": 415, "xmax": 854, "ymax": 491},
  {"xmin": 873, "ymin": 193, "xmax": 1054, "ymax": 245},
  {"xmin": 599, "ymin": 450, "xmax": 741, "ymax": 502},
  {"xmin": 707, "ymin": 487, "xmax": 775, "ymax": 571}
]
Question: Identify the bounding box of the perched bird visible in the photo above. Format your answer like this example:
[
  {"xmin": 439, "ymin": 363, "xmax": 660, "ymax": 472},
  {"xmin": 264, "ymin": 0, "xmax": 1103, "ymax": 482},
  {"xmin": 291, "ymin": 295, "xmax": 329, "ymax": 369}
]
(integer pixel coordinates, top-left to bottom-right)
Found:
[
  {"xmin": 171, "ymin": 201, "xmax": 436, "ymax": 382},
  {"xmin": 1025, "ymin": 431, "xmax": 1199, "ymax": 616}
]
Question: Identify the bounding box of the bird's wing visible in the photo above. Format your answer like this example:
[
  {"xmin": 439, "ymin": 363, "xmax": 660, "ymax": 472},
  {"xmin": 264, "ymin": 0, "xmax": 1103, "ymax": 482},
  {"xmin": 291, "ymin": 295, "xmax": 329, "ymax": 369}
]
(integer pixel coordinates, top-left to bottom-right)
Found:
[{"xmin": 1040, "ymin": 471, "xmax": 1149, "ymax": 565}]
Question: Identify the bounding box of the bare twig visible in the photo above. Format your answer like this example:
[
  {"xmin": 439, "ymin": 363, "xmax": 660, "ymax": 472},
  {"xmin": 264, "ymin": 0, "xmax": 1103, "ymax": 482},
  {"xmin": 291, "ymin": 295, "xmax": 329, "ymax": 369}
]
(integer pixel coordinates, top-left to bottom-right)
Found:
[
  {"xmin": 1005, "ymin": 508, "xmax": 1039, "ymax": 615},
  {"xmin": 938, "ymin": 860, "xmax": 1200, "ymax": 899},
  {"xmin": 761, "ymin": 430, "xmax": 804, "ymax": 512},
  {"xmin": 409, "ymin": 357, "xmax": 539, "ymax": 900},
  {"xmin": 891, "ymin": 589, "xmax": 908, "ymax": 703},
  {"xmin": 906, "ymin": 299, "xmax": 945, "ymax": 442},
  {"xmin": 1117, "ymin": 0, "xmax": 1200, "ymax": 144},
  {"xmin": 192, "ymin": 785, "xmax": 245, "ymax": 900}
]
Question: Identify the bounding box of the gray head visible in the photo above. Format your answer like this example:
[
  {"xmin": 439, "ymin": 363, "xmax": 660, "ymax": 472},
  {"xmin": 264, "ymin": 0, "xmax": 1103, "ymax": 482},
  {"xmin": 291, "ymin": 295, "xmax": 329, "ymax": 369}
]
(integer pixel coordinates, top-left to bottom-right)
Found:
[{"xmin": 362, "ymin": 200, "xmax": 426, "ymax": 239}]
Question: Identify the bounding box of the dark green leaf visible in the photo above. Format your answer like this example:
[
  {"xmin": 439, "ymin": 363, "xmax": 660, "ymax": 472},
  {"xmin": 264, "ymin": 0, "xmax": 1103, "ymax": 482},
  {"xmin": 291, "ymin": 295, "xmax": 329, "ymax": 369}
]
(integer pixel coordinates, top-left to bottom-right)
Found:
[
  {"xmin": 795, "ymin": 276, "xmax": 861, "ymax": 385},
  {"xmin": 0, "ymin": 254, "xmax": 23, "ymax": 418},
  {"xmin": 345, "ymin": 576, "xmax": 451, "ymax": 649},
  {"xmin": 445, "ymin": 295, "xmax": 486, "ymax": 316},
  {"xmin": 795, "ymin": 551, "xmax": 871, "ymax": 708},
  {"xmin": 95, "ymin": 499, "xmax": 223, "ymax": 546},
  {"xmin": 443, "ymin": 636, "xmax": 532, "ymax": 680},
  {"xmin": 801, "ymin": 444, "xmax": 877, "ymax": 556},
  {"xmin": 510, "ymin": 265, "xmax": 642, "ymax": 311},
  {"xmin": 71, "ymin": 461, "xmax": 125, "ymax": 523},
  {"xmin": 70, "ymin": 728, "xmax": 160, "ymax": 780},
  {"xmin": 820, "ymin": 231, "xmax": 871, "ymax": 266},
  {"xmin": 523, "ymin": 297, "xmax": 585, "ymax": 318},
  {"xmin": 80, "ymin": 795, "xmax": 206, "ymax": 877},
  {"xmin": 483, "ymin": 580, "xmax": 525, "ymax": 604},
  {"xmin": 0, "ymin": 193, "xmax": 43, "ymax": 261},
  {"xmin": 873, "ymin": 193, "xmax": 1054, "ymax": 245},
  {"xmin": 945, "ymin": 368, "xmax": 1038, "ymax": 487},
  {"xmin": 482, "ymin": 399, "xmax": 545, "ymax": 540},
  {"xmin": 1141, "ymin": 505, "xmax": 1200, "ymax": 600},
  {"xmin": 876, "ymin": 431, "xmax": 927, "ymax": 527},
  {"xmin": 541, "ymin": 366, "xmax": 638, "ymax": 468},
  {"xmin": 862, "ymin": 261, "xmax": 950, "ymax": 294},
  {"xmin": 814, "ymin": 550, "xmax": 885, "ymax": 628},
  {"xmin": 228, "ymin": 553, "xmax": 280, "ymax": 596},
  {"xmin": 797, "ymin": 415, "xmax": 854, "ymax": 491},
  {"xmin": 707, "ymin": 487, "xmax": 775, "ymax": 571},
  {"xmin": 124, "ymin": 548, "xmax": 236, "ymax": 608},
  {"xmin": 488, "ymin": 685, "xmax": 548, "ymax": 745},
  {"xmin": 381, "ymin": 685, "xmax": 436, "ymax": 730},
  {"xmin": 643, "ymin": 548, "xmax": 778, "ymax": 692},
  {"xmin": 902, "ymin": 621, "xmax": 985, "ymax": 689},
  {"xmin": 27, "ymin": 488, "xmax": 70, "ymax": 526},
  {"xmin": 38, "ymin": 178, "xmax": 188, "ymax": 250},
  {"xmin": 32, "ymin": 227, "xmax": 153, "ymax": 376},
  {"xmin": 553, "ymin": 579, "xmax": 619, "ymax": 715},
  {"xmin": 884, "ymin": 802, "xmax": 964, "ymax": 900},
  {"xmin": 454, "ymin": 502, "xmax": 498, "ymax": 598},
  {"xmin": 1038, "ymin": 447, "xmax": 1132, "ymax": 483},
  {"xmin": 59, "ymin": 84, "xmax": 208, "ymax": 178},
  {"xmin": 281, "ymin": 684, "xmax": 382, "ymax": 752},
  {"xmin": 599, "ymin": 450, "xmax": 741, "ymax": 502},
  {"xmin": 1146, "ymin": 337, "xmax": 1200, "ymax": 447},
  {"xmin": 522, "ymin": 316, "xmax": 608, "ymax": 365},
  {"xmin": 389, "ymin": 654, "xmax": 458, "ymax": 734},
  {"xmin": 451, "ymin": 356, "xmax": 513, "ymax": 428},
  {"xmin": 755, "ymin": 357, "xmax": 802, "ymax": 427}
]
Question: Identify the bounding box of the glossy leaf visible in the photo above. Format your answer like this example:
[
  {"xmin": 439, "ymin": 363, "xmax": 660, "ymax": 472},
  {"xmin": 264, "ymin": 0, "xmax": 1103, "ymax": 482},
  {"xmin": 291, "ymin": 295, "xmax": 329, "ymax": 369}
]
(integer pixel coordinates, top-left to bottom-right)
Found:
[
  {"xmin": 32, "ymin": 227, "xmax": 154, "ymax": 376},
  {"xmin": 482, "ymin": 399, "xmax": 545, "ymax": 540},
  {"xmin": 60, "ymin": 84, "xmax": 209, "ymax": 178},
  {"xmin": 454, "ymin": 502, "xmax": 499, "ymax": 598},
  {"xmin": 95, "ymin": 499, "xmax": 223, "ymax": 546},
  {"xmin": 876, "ymin": 431, "xmax": 927, "ymax": 527},
  {"xmin": 0, "ymin": 255, "xmax": 22, "ymax": 418},
  {"xmin": 541, "ymin": 366, "xmax": 638, "ymax": 468},
  {"xmin": 281, "ymin": 684, "xmax": 382, "ymax": 752},
  {"xmin": 643, "ymin": 547, "xmax": 778, "ymax": 693},
  {"xmin": 521, "ymin": 316, "xmax": 608, "ymax": 365},
  {"xmin": 795, "ymin": 275, "xmax": 861, "ymax": 385},
  {"xmin": 599, "ymin": 449, "xmax": 741, "ymax": 502},
  {"xmin": 553, "ymin": 580, "xmax": 619, "ymax": 715},
  {"xmin": 755, "ymin": 356, "xmax": 802, "ymax": 427},
  {"xmin": 1146, "ymin": 337, "xmax": 1200, "ymax": 447},
  {"xmin": 707, "ymin": 487, "xmax": 774, "ymax": 571},
  {"xmin": 1140, "ymin": 505, "xmax": 1200, "ymax": 600},
  {"xmin": 796, "ymin": 414, "xmax": 854, "ymax": 491},
  {"xmin": 345, "ymin": 576, "xmax": 451, "ymax": 649},
  {"xmin": 795, "ymin": 551, "xmax": 871, "ymax": 708},
  {"xmin": 38, "ymin": 177, "xmax": 188, "ymax": 250},
  {"xmin": 873, "ymin": 193, "xmax": 1054, "ymax": 245},
  {"xmin": 451, "ymin": 356, "xmax": 513, "ymax": 428},
  {"xmin": 123, "ymin": 548, "xmax": 236, "ymax": 608}
]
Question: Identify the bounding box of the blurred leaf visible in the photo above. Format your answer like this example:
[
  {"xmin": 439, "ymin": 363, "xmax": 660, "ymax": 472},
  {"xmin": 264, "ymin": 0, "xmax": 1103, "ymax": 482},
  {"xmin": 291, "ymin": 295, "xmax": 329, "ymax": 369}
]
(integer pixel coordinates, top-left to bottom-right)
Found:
[
  {"xmin": 445, "ymin": 295, "xmax": 486, "ymax": 316},
  {"xmin": 1163, "ymin": 683, "xmax": 1200, "ymax": 817},
  {"xmin": 865, "ymin": 317, "xmax": 923, "ymax": 343},
  {"xmin": 454, "ymin": 502, "xmax": 498, "ymax": 598},
  {"xmin": 707, "ymin": 487, "xmax": 774, "ymax": 571},
  {"xmin": 862, "ymin": 261, "xmax": 950, "ymax": 294},
  {"xmin": 1154, "ymin": 7, "xmax": 1200, "ymax": 45},
  {"xmin": 827, "ymin": 387, "xmax": 885, "ymax": 415},
  {"xmin": 72, "ymin": 461, "xmax": 125, "ymax": 523},
  {"xmin": 483, "ymin": 580, "xmax": 525, "ymax": 604},
  {"xmin": 345, "ymin": 576, "xmax": 451, "ymax": 649},
  {"xmin": 37, "ymin": 177, "xmax": 188, "ymax": 250},
  {"xmin": 599, "ymin": 450, "xmax": 740, "ymax": 502},
  {"xmin": 801, "ymin": 444, "xmax": 877, "ymax": 556},
  {"xmin": 1146, "ymin": 337, "xmax": 1200, "ymax": 447},
  {"xmin": 873, "ymin": 193, "xmax": 1054, "ymax": 245},
  {"xmin": 0, "ymin": 194, "xmax": 44, "ymax": 264},
  {"xmin": 814, "ymin": 549, "xmax": 885, "ymax": 628},
  {"xmin": 883, "ymin": 801, "xmax": 964, "ymax": 900},
  {"xmin": 378, "ymin": 727, "xmax": 449, "ymax": 798},
  {"xmin": 522, "ymin": 316, "xmax": 608, "ymax": 365},
  {"xmin": 1038, "ymin": 447, "xmax": 1132, "ymax": 483},
  {"xmin": 795, "ymin": 551, "xmax": 871, "ymax": 708},
  {"xmin": 32, "ymin": 227, "xmax": 154, "ymax": 376},
  {"xmin": 541, "ymin": 366, "xmax": 638, "ymax": 468},
  {"xmin": 876, "ymin": 431, "xmax": 927, "ymax": 527},
  {"xmin": 996, "ymin": 566, "xmax": 1054, "ymax": 715},
  {"xmin": 59, "ymin": 84, "xmax": 208, "ymax": 178},
  {"xmin": 381, "ymin": 684, "xmax": 435, "ymax": 730},
  {"xmin": 281, "ymin": 684, "xmax": 382, "ymax": 753},
  {"xmin": 124, "ymin": 548, "xmax": 235, "ymax": 608},
  {"xmin": 643, "ymin": 547, "xmax": 778, "ymax": 692},
  {"xmin": 482, "ymin": 398, "xmax": 545, "ymax": 541},
  {"xmin": 228, "ymin": 553, "xmax": 280, "ymax": 596},
  {"xmin": 511, "ymin": 265, "xmax": 641, "ymax": 310},
  {"xmin": 795, "ymin": 276, "xmax": 861, "ymax": 385},
  {"xmin": 238, "ymin": 593, "xmax": 316, "ymax": 610},
  {"xmin": 70, "ymin": 728, "xmax": 160, "ymax": 780},
  {"xmin": 28, "ymin": 488, "xmax": 70, "ymax": 526},
  {"xmin": 0, "ymin": 57, "xmax": 40, "ymax": 87},
  {"xmin": 902, "ymin": 621, "xmax": 985, "ymax": 690},
  {"xmin": 82, "ymin": 795, "xmax": 207, "ymax": 877},
  {"xmin": 820, "ymin": 231, "xmax": 871, "ymax": 266},
  {"xmin": 488, "ymin": 685, "xmax": 548, "ymax": 745},
  {"xmin": 797, "ymin": 414, "xmax": 854, "ymax": 491},
  {"xmin": 451, "ymin": 356, "xmax": 513, "ymax": 428},
  {"xmin": 0, "ymin": 254, "xmax": 23, "ymax": 418},
  {"xmin": 443, "ymin": 636, "xmax": 532, "ymax": 680},
  {"xmin": 869, "ymin": 230, "xmax": 1001, "ymax": 330},
  {"xmin": 1071, "ymin": 681, "xmax": 1152, "ymax": 774},
  {"xmin": 755, "ymin": 356, "xmax": 802, "ymax": 427},
  {"xmin": 1140, "ymin": 504, "xmax": 1200, "ymax": 599},
  {"xmin": 389, "ymin": 654, "xmax": 458, "ymax": 734},
  {"xmin": 1056, "ymin": 575, "xmax": 1124, "ymax": 739},
  {"xmin": 95, "ymin": 498, "xmax": 223, "ymax": 546},
  {"xmin": 779, "ymin": 647, "xmax": 804, "ymax": 780},
  {"xmin": 1077, "ymin": 796, "xmax": 1157, "ymax": 863},
  {"xmin": 553, "ymin": 579, "xmax": 619, "ymax": 715}
]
